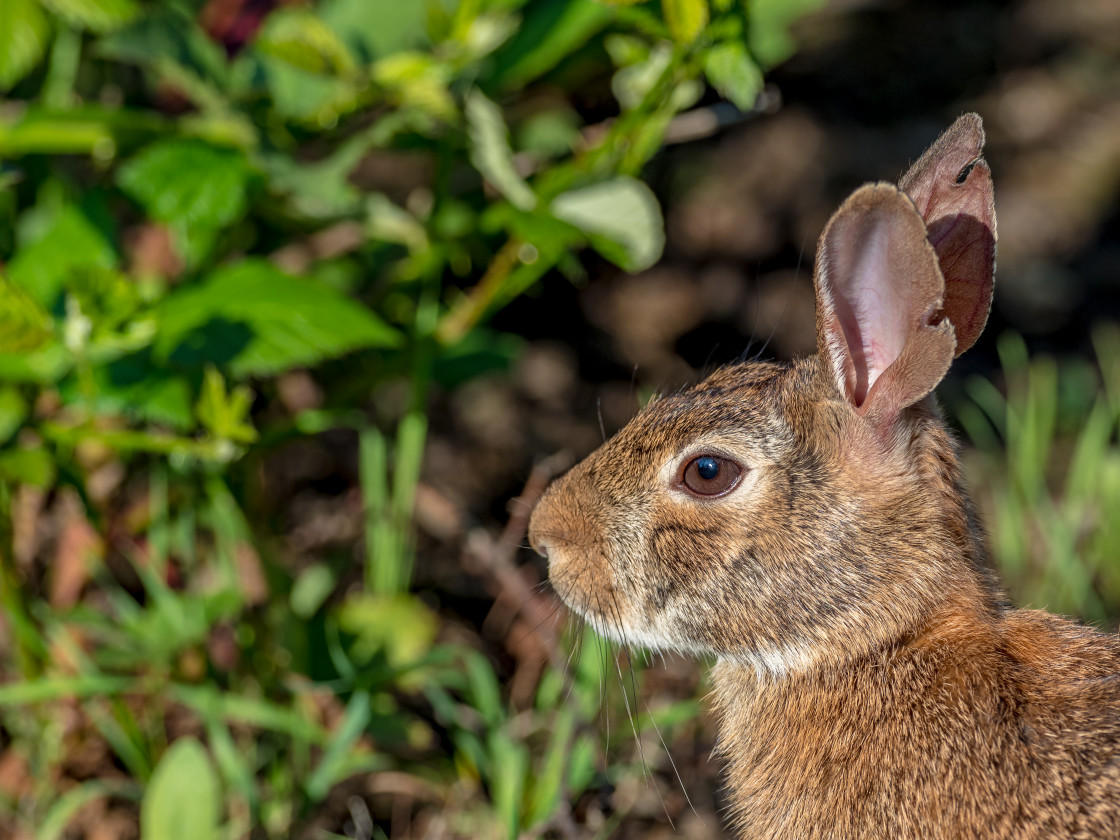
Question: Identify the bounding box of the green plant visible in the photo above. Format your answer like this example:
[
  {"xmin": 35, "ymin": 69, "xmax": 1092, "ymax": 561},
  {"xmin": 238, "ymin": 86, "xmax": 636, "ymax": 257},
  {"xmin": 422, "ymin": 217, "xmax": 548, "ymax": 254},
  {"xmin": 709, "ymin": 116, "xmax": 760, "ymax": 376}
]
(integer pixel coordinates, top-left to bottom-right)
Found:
[
  {"xmin": 0, "ymin": 0, "xmax": 824, "ymax": 836},
  {"xmin": 954, "ymin": 326, "xmax": 1120, "ymax": 622}
]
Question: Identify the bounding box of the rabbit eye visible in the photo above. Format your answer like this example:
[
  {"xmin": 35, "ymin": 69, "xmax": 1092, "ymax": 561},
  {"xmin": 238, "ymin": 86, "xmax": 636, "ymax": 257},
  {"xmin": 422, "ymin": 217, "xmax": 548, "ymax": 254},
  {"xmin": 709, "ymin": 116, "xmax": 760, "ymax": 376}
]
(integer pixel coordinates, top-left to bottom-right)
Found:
[{"xmin": 680, "ymin": 455, "xmax": 742, "ymax": 497}]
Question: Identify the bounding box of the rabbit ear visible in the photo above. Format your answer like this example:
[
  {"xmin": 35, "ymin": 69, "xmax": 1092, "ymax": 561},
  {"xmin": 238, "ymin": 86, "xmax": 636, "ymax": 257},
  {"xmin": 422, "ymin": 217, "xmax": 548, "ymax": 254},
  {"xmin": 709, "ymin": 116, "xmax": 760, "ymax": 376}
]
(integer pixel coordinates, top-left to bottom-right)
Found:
[
  {"xmin": 899, "ymin": 113, "xmax": 996, "ymax": 357},
  {"xmin": 815, "ymin": 184, "xmax": 957, "ymax": 425}
]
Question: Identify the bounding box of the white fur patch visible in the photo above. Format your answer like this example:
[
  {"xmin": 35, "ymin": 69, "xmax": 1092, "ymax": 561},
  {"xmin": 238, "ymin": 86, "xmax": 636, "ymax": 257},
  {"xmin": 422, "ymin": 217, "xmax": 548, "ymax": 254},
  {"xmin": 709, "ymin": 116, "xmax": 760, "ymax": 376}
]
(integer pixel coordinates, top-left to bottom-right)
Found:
[{"xmin": 731, "ymin": 643, "xmax": 816, "ymax": 681}]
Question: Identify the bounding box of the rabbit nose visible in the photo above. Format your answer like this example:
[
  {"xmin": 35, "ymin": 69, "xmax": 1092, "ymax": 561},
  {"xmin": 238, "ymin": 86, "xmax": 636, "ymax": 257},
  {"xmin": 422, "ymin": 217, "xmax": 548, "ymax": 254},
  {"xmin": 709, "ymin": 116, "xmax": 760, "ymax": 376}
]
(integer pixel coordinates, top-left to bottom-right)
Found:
[{"xmin": 530, "ymin": 533, "xmax": 550, "ymax": 559}]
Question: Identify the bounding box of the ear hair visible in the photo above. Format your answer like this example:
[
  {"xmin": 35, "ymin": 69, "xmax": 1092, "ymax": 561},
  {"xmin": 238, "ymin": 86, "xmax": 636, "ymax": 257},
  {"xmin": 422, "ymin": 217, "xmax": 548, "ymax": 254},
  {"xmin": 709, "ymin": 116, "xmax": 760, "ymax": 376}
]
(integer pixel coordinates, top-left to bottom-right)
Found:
[
  {"xmin": 814, "ymin": 184, "xmax": 956, "ymax": 426},
  {"xmin": 899, "ymin": 113, "xmax": 997, "ymax": 357}
]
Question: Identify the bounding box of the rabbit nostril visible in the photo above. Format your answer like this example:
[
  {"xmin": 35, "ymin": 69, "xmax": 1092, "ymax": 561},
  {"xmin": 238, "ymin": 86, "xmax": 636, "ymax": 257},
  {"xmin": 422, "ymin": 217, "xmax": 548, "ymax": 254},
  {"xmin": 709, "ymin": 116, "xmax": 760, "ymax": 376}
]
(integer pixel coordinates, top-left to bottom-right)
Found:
[{"xmin": 531, "ymin": 537, "xmax": 550, "ymax": 559}]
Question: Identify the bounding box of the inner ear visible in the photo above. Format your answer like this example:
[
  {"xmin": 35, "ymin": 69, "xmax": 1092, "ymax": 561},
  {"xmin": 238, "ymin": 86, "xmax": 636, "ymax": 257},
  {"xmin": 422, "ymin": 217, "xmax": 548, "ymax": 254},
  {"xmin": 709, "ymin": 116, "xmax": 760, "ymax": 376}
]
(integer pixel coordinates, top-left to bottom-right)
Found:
[
  {"xmin": 815, "ymin": 184, "xmax": 957, "ymax": 424},
  {"xmin": 899, "ymin": 113, "xmax": 997, "ymax": 357}
]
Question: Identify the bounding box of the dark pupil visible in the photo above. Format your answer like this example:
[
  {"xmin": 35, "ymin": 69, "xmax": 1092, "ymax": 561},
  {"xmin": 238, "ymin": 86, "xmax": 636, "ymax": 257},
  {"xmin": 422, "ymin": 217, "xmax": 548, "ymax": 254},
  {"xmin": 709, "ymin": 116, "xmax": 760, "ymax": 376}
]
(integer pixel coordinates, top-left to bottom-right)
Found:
[{"xmin": 696, "ymin": 457, "xmax": 720, "ymax": 480}]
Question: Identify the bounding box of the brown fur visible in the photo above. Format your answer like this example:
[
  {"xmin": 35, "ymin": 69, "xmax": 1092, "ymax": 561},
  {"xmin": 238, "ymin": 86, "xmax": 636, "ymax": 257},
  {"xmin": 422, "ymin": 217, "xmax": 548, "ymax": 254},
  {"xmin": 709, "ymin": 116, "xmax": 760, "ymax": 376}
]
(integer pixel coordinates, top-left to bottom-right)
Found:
[{"xmin": 527, "ymin": 115, "xmax": 1120, "ymax": 838}]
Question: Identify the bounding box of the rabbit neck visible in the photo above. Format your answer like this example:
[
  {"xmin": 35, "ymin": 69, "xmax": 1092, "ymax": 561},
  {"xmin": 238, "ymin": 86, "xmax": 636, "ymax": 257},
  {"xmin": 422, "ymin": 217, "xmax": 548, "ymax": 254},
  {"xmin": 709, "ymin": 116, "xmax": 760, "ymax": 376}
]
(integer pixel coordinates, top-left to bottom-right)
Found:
[{"xmin": 709, "ymin": 600, "xmax": 1012, "ymax": 839}]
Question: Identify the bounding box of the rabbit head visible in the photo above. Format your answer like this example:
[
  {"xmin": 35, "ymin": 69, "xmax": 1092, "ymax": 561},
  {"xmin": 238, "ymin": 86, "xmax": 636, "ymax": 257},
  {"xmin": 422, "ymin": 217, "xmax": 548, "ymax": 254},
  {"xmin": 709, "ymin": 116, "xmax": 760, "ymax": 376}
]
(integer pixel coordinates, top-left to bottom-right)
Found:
[{"xmin": 528, "ymin": 115, "xmax": 998, "ymax": 677}]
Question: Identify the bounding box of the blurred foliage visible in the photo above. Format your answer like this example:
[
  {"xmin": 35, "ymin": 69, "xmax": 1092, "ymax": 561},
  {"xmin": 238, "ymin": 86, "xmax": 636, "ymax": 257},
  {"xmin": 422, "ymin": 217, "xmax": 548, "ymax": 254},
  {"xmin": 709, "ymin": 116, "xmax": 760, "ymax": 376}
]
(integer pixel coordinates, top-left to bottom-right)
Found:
[
  {"xmin": 956, "ymin": 325, "xmax": 1120, "ymax": 624},
  {"xmin": 0, "ymin": 0, "xmax": 819, "ymax": 836}
]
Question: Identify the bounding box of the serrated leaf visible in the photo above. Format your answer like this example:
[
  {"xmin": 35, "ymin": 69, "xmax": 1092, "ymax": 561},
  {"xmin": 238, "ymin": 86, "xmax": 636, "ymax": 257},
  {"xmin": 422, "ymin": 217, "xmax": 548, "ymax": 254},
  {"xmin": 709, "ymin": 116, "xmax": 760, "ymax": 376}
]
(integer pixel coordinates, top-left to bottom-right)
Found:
[
  {"xmin": 0, "ymin": 0, "xmax": 51, "ymax": 90},
  {"xmin": 703, "ymin": 39, "xmax": 763, "ymax": 110},
  {"xmin": 0, "ymin": 273, "xmax": 55, "ymax": 353},
  {"xmin": 255, "ymin": 7, "xmax": 356, "ymax": 76},
  {"xmin": 68, "ymin": 266, "xmax": 142, "ymax": 335},
  {"xmin": 117, "ymin": 139, "xmax": 250, "ymax": 231},
  {"xmin": 154, "ymin": 260, "xmax": 402, "ymax": 378},
  {"xmin": 466, "ymin": 90, "xmax": 536, "ymax": 211},
  {"xmin": 7, "ymin": 205, "xmax": 117, "ymax": 310},
  {"xmin": 662, "ymin": 0, "xmax": 708, "ymax": 44},
  {"xmin": 41, "ymin": 0, "xmax": 139, "ymax": 32},
  {"xmin": 141, "ymin": 738, "xmax": 218, "ymax": 840},
  {"xmin": 551, "ymin": 177, "xmax": 664, "ymax": 272}
]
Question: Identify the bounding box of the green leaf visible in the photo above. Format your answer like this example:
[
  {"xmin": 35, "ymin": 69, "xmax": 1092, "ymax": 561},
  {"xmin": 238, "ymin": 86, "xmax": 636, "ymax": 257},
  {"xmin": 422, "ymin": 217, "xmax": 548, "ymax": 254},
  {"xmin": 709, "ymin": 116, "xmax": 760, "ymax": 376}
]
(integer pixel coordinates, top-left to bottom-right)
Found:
[
  {"xmin": 551, "ymin": 177, "xmax": 664, "ymax": 272},
  {"xmin": 82, "ymin": 353, "xmax": 194, "ymax": 429},
  {"xmin": 0, "ymin": 387, "xmax": 28, "ymax": 446},
  {"xmin": 526, "ymin": 706, "xmax": 576, "ymax": 827},
  {"xmin": 372, "ymin": 51, "xmax": 455, "ymax": 124},
  {"xmin": 319, "ymin": 0, "xmax": 428, "ymax": 60},
  {"xmin": 172, "ymin": 685, "xmax": 326, "ymax": 743},
  {"xmin": 141, "ymin": 739, "xmax": 219, "ymax": 840},
  {"xmin": 490, "ymin": 0, "xmax": 613, "ymax": 90},
  {"xmin": 0, "ymin": 447, "xmax": 56, "ymax": 488},
  {"xmin": 748, "ymin": 0, "xmax": 825, "ymax": 68},
  {"xmin": 195, "ymin": 366, "xmax": 257, "ymax": 444},
  {"xmin": 489, "ymin": 730, "xmax": 529, "ymax": 838},
  {"xmin": 0, "ymin": 273, "xmax": 54, "ymax": 353},
  {"xmin": 703, "ymin": 39, "xmax": 763, "ymax": 110},
  {"xmin": 96, "ymin": 10, "xmax": 229, "ymax": 86},
  {"xmin": 290, "ymin": 563, "xmax": 336, "ymax": 618},
  {"xmin": 40, "ymin": 0, "xmax": 139, "ymax": 33},
  {"xmin": 337, "ymin": 594, "xmax": 437, "ymax": 668},
  {"xmin": 0, "ymin": 0, "xmax": 51, "ymax": 90},
  {"xmin": 117, "ymin": 139, "xmax": 250, "ymax": 232},
  {"xmin": 466, "ymin": 90, "xmax": 536, "ymax": 211},
  {"xmin": 154, "ymin": 260, "xmax": 402, "ymax": 378},
  {"xmin": 38, "ymin": 781, "xmax": 132, "ymax": 840},
  {"xmin": 305, "ymin": 689, "xmax": 372, "ymax": 801},
  {"xmin": 254, "ymin": 7, "xmax": 356, "ymax": 76},
  {"xmin": 68, "ymin": 266, "xmax": 142, "ymax": 336},
  {"xmin": 367, "ymin": 193, "xmax": 428, "ymax": 250},
  {"xmin": 662, "ymin": 0, "xmax": 708, "ymax": 43},
  {"xmin": 7, "ymin": 205, "xmax": 116, "ymax": 310}
]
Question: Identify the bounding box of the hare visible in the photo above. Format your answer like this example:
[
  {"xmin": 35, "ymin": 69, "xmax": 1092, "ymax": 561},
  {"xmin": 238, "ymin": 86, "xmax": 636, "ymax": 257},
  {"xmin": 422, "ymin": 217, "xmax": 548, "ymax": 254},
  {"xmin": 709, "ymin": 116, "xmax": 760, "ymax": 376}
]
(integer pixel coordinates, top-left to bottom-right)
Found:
[{"xmin": 527, "ymin": 114, "xmax": 1120, "ymax": 839}]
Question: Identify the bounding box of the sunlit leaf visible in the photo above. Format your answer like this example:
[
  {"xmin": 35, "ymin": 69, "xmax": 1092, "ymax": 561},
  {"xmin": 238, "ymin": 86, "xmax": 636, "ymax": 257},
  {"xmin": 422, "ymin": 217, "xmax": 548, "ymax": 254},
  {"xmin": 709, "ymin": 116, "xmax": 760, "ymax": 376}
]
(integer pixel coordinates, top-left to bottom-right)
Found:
[
  {"xmin": 372, "ymin": 51, "xmax": 455, "ymax": 123},
  {"xmin": 154, "ymin": 260, "xmax": 402, "ymax": 378},
  {"xmin": 255, "ymin": 7, "xmax": 356, "ymax": 76},
  {"xmin": 41, "ymin": 0, "xmax": 139, "ymax": 32},
  {"xmin": 551, "ymin": 176, "xmax": 664, "ymax": 271},
  {"xmin": 141, "ymin": 739, "xmax": 219, "ymax": 840},
  {"xmin": 703, "ymin": 39, "xmax": 764, "ymax": 110},
  {"xmin": 320, "ymin": 0, "xmax": 428, "ymax": 60},
  {"xmin": 367, "ymin": 193, "xmax": 428, "ymax": 250},
  {"xmin": 0, "ymin": 0, "xmax": 51, "ymax": 90},
  {"xmin": 466, "ymin": 89, "xmax": 536, "ymax": 211},
  {"xmin": 662, "ymin": 0, "xmax": 709, "ymax": 44},
  {"xmin": 338, "ymin": 593, "xmax": 437, "ymax": 668},
  {"xmin": 195, "ymin": 367, "xmax": 258, "ymax": 444}
]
